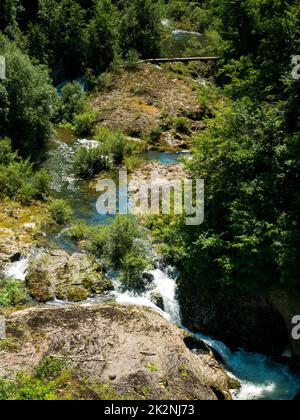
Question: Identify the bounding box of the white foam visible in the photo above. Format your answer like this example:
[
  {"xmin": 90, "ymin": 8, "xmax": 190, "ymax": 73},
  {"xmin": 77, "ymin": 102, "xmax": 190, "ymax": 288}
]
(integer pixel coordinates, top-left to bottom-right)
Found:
[{"xmin": 4, "ymin": 257, "xmax": 29, "ymax": 281}]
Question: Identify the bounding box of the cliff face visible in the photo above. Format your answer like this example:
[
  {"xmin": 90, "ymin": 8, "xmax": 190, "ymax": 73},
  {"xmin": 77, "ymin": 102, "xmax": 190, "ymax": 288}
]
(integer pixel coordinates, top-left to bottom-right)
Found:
[
  {"xmin": 178, "ymin": 277, "xmax": 290, "ymax": 357},
  {"xmin": 270, "ymin": 290, "xmax": 300, "ymax": 363},
  {"xmin": 0, "ymin": 304, "xmax": 237, "ymax": 400}
]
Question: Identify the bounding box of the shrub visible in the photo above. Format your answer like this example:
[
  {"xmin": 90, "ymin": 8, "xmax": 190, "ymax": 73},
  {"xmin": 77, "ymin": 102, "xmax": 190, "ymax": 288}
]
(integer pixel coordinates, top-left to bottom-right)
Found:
[
  {"xmin": 35, "ymin": 357, "xmax": 66, "ymax": 381},
  {"xmin": 48, "ymin": 199, "xmax": 72, "ymax": 225},
  {"xmin": 57, "ymin": 82, "xmax": 86, "ymax": 123},
  {"xmin": 74, "ymin": 109, "xmax": 99, "ymax": 137},
  {"xmin": 124, "ymin": 50, "xmax": 141, "ymax": 71},
  {"xmin": 0, "ymin": 280, "xmax": 28, "ymax": 307},
  {"xmin": 121, "ymin": 251, "xmax": 149, "ymax": 289},
  {"xmin": 95, "ymin": 127, "xmax": 131, "ymax": 165},
  {"xmin": 73, "ymin": 146, "xmax": 109, "ymax": 180},
  {"xmin": 0, "ymin": 138, "xmax": 50, "ymax": 203},
  {"xmin": 148, "ymin": 126, "xmax": 162, "ymax": 145},
  {"xmin": 173, "ymin": 116, "xmax": 190, "ymax": 134},
  {"xmin": 123, "ymin": 155, "xmax": 144, "ymax": 172},
  {"xmin": 67, "ymin": 222, "xmax": 91, "ymax": 242},
  {"xmin": 89, "ymin": 216, "xmax": 150, "ymax": 289}
]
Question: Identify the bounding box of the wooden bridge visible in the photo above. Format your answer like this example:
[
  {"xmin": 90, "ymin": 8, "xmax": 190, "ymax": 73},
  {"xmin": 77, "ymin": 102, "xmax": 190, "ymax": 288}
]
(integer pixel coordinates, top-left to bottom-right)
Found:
[{"xmin": 141, "ymin": 56, "xmax": 220, "ymax": 64}]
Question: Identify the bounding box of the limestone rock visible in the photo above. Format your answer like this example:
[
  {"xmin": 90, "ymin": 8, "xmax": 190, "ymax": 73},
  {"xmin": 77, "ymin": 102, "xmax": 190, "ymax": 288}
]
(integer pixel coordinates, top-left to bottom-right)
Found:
[
  {"xmin": 0, "ymin": 305, "xmax": 237, "ymax": 400},
  {"xmin": 25, "ymin": 250, "xmax": 113, "ymax": 302}
]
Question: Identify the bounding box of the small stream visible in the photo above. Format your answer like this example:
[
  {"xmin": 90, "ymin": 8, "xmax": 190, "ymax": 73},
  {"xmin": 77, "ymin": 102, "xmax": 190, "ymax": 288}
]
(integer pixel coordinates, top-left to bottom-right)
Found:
[{"xmin": 4, "ymin": 132, "xmax": 300, "ymax": 400}]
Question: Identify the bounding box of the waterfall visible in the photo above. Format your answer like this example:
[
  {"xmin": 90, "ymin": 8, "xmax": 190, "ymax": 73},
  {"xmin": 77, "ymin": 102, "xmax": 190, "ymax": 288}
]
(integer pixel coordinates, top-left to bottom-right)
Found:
[
  {"xmin": 4, "ymin": 257, "xmax": 29, "ymax": 281},
  {"xmin": 111, "ymin": 264, "xmax": 300, "ymax": 400},
  {"xmin": 112, "ymin": 265, "xmax": 181, "ymax": 325}
]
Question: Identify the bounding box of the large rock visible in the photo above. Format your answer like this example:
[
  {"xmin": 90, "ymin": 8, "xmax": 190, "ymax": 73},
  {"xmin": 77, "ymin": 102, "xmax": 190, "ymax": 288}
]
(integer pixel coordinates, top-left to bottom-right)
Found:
[
  {"xmin": 270, "ymin": 290, "xmax": 300, "ymax": 363},
  {"xmin": 0, "ymin": 228, "xmax": 29, "ymax": 267},
  {"xmin": 179, "ymin": 277, "xmax": 290, "ymax": 356},
  {"xmin": 25, "ymin": 250, "xmax": 113, "ymax": 302},
  {"xmin": 0, "ymin": 305, "xmax": 237, "ymax": 400}
]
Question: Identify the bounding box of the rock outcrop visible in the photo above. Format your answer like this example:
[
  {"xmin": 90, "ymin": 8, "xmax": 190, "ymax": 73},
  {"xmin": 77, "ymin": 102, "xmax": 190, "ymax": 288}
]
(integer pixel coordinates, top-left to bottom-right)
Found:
[
  {"xmin": 270, "ymin": 290, "xmax": 300, "ymax": 363},
  {"xmin": 25, "ymin": 250, "xmax": 113, "ymax": 302},
  {"xmin": 0, "ymin": 305, "xmax": 238, "ymax": 400},
  {"xmin": 179, "ymin": 279, "xmax": 290, "ymax": 357}
]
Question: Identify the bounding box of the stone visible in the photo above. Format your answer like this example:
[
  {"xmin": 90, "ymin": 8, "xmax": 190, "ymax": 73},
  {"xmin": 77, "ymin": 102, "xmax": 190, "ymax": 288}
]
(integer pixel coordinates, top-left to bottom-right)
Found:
[
  {"xmin": 150, "ymin": 292, "xmax": 164, "ymax": 311},
  {"xmin": 25, "ymin": 250, "xmax": 114, "ymax": 302},
  {"xmin": 0, "ymin": 305, "xmax": 237, "ymax": 400}
]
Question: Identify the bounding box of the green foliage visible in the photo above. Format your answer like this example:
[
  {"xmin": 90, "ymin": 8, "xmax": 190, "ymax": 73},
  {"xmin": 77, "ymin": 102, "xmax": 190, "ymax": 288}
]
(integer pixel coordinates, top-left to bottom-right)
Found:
[
  {"xmin": 66, "ymin": 221, "xmax": 91, "ymax": 242},
  {"xmin": 0, "ymin": 357, "xmax": 68, "ymax": 400},
  {"xmin": 0, "ymin": 138, "xmax": 50, "ymax": 203},
  {"xmin": 73, "ymin": 146, "xmax": 109, "ymax": 180},
  {"xmin": 172, "ymin": 116, "xmax": 190, "ymax": 134},
  {"xmin": 123, "ymin": 155, "xmax": 144, "ymax": 172},
  {"xmin": 89, "ymin": 215, "xmax": 150, "ymax": 289},
  {"xmin": 0, "ymin": 280, "xmax": 28, "ymax": 307},
  {"xmin": 35, "ymin": 357, "xmax": 66, "ymax": 381},
  {"xmin": 0, "ymin": 37, "xmax": 55, "ymax": 154},
  {"xmin": 74, "ymin": 109, "xmax": 99, "ymax": 137},
  {"xmin": 0, "ymin": 356, "xmax": 129, "ymax": 400},
  {"xmin": 123, "ymin": 50, "xmax": 141, "ymax": 71},
  {"xmin": 214, "ymin": 0, "xmax": 300, "ymax": 102},
  {"xmin": 119, "ymin": 0, "xmax": 162, "ymax": 59},
  {"xmin": 48, "ymin": 199, "xmax": 73, "ymax": 225},
  {"xmin": 0, "ymin": 0, "xmax": 20, "ymax": 38},
  {"xmin": 56, "ymin": 82, "xmax": 86, "ymax": 123},
  {"xmin": 95, "ymin": 127, "xmax": 132, "ymax": 165},
  {"xmin": 154, "ymin": 100, "xmax": 300, "ymax": 295},
  {"xmin": 144, "ymin": 363, "xmax": 158, "ymax": 373},
  {"xmin": 86, "ymin": 0, "xmax": 118, "ymax": 75}
]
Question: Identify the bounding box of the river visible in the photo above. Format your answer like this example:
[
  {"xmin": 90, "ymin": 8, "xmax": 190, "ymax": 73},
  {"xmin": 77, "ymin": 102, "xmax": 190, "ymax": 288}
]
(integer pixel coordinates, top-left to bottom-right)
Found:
[{"xmin": 5, "ymin": 132, "xmax": 300, "ymax": 400}]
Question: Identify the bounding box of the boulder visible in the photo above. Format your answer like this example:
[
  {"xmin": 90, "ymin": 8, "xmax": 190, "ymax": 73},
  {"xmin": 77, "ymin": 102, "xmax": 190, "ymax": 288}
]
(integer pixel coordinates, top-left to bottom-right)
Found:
[
  {"xmin": 0, "ymin": 305, "xmax": 237, "ymax": 400},
  {"xmin": 179, "ymin": 277, "xmax": 289, "ymax": 356},
  {"xmin": 25, "ymin": 250, "xmax": 113, "ymax": 302},
  {"xmin": 150, "ymin": 291, "xmax": 164, "ymax": 311},
  {"xmin": 270, "ymin": 290, "xmax": 300, "ymax": 363}
]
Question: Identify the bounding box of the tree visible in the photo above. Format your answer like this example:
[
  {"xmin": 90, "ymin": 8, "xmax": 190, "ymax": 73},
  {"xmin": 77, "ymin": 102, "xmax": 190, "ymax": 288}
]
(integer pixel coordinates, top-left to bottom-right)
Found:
[
  {"xmin": 36, "ymin": 0, "xmax": 88, "ymax": 79},
  {"xmin": 0, "ymin": 37, "xmax": 55, "ymax": 154},
  {"xmin": 86, "ymin": 0, "xmax": 118, "ymax": 75},
  {"xmin": 0, "ymin": 0, "xmax": 17, "ymax": 31},
  {"xmin": 119, "ymin": 0, "xmax": 162, "ymax": 59}
]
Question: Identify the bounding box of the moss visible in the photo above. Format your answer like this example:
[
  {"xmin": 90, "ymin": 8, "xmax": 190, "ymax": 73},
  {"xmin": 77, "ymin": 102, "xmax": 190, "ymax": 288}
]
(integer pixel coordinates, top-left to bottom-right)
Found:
[
  {"xmin": 145, "ymin": 363, "xmax": 158, "ymax": 373},
  {"xmin": 178, "ymin": 365, "xmax": 189, "ymax": 381},
  {"xmin": 0, "ymin": 337, "xmax": 20, "ymax": 352},
  {"xmin": 60, "ymin": 286, "xmax": 90, "ymax": 303},
  {"xmin": 134, "ymin": 384, "xmax": 153, "ymax": 398},
  {"xmin": 25, "ymin": 270, "xmax": 53, "ymax": 302}
]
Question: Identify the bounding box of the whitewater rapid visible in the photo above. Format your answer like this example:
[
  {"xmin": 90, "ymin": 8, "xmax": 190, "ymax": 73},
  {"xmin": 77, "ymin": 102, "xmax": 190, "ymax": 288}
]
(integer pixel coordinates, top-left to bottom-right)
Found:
[{"xmin": 111, "ymin": 264, "xmax": 300, "ymax": 400}]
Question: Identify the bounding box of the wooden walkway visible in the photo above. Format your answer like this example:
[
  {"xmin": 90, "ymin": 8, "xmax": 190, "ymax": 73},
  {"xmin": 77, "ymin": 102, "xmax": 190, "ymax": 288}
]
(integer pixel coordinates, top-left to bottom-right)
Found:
[{"xmin": 141, "ymin": 56, "xmax": 220, "ymax": 64}]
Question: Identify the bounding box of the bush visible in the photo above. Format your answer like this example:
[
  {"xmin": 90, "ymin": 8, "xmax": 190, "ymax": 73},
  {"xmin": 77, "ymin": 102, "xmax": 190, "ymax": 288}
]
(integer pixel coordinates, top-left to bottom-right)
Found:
[
  {"xmin": 57, "ymin": 82, "xmax": 86, "ymax": 123},
  {"xmin": 49, "ymin": 199, "xmax": 73, "ymax": 225},
  {"xmin": 123, "ymin": 155, "xmax": 144, "ymax": 172},
  {"xmin": 0, "ymin": 280, "xmax": 28, "ymax": 307},
  {"xmin": 148, "ymin": 126, "xmax": 162, "ymax": 145},
  {"xmin": 67, "ymin": 221, "xmax": 91, "ymax": 242},
  {"xmin": 0, "ymin": 138, "xmax": 50, "ymax": 203},
  {"xmin": 73, "ymin": 146, "xmax": 109, "ymax": 179},
  {"xmin": 124, "ymin": 50, "xmax": 141, "ymax": 71},
  {"xmin": 89, "ymin": 216, "xmax": 150, "ymax": 289},
  {"xmin": 74, "ymin": 109, "xmax": 99, "ymax": 137},
  {"xmin": 0, "ymin": 37, "xmax": 55, "ymax": 154},
  {"xmin": 95, "ymin": 127, "xmax": 131, "ymax": 165},
  {"xmin": 173, "ymin": 116, "xmax": 190, "ymax": 134}
]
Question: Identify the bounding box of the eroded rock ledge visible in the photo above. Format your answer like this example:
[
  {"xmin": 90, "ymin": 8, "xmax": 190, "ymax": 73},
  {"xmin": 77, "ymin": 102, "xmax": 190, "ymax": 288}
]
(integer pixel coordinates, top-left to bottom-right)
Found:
[
  {"xmin": 25, "ymin": 250, "xmax": 113, "ymax": 302},
  {"xmin": 0, "ymin": 305, "xmax": 238, "ymax": 400}
]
